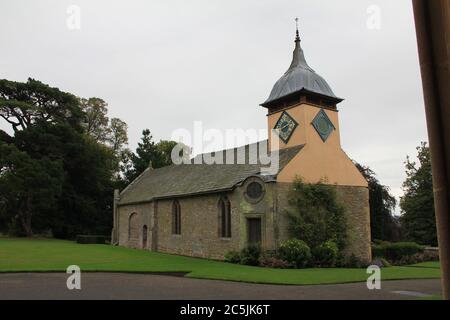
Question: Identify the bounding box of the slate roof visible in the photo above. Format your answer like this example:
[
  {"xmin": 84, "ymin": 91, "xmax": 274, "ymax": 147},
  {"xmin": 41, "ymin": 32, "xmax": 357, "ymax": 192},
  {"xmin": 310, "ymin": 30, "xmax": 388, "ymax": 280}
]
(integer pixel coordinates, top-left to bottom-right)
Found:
[{"xmin": 118, "ymin": 142, "xmax": 304, "ymax": 205}]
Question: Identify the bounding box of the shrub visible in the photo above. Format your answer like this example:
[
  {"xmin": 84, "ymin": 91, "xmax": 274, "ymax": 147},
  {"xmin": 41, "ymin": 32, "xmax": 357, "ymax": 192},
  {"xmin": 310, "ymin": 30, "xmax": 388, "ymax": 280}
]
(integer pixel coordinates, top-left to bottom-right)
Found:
[
  {"xmin": 312, "ymin": 241, "xmax": 338, "ymax": 267},
  {"xmin": 395, "ymin": 250, "xmax": 439, "ymax": 266},
  {"xmin": 76, "ymin": 235, "xmax": 107, "ymax": 244},
  {"xmin": 239, "ymin": 244, "xmax": 261, "ymax": 266},
  {"xmin": 371, "ymin": 257, "xmax": 391, "ymax": 268},
  {"xmin": 372, "ymin": 242, "xmax": 424, "ymax": 261},
  {"xmin": 422, "ymin": 250, "xmax": 439, "ymax": 261},
  {"xmin": 278, "ymin": 239, "xmax": 311, "ymax": 268},
  {"xmin": 371, "ymin": 244, "xmax": 384, "ymax": 258},
  {"xmin": 259, "ymin": 256, "xmax": 292, "ymax": 269},
  {"xmin": 286, "ymin": 179, "xmax": 347, "ymax": 251},
  {"xmin": 224, "ymin": 250, "xmax": 241, "ymax": 264}
]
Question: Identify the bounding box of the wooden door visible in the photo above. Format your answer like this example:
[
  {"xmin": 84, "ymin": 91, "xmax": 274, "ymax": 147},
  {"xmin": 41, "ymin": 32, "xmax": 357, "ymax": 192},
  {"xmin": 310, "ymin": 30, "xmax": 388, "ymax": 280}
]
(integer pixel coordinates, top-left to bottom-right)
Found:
[{"xmin": 247, "ymin": 218, "xmax": 262, "ymax": 245}]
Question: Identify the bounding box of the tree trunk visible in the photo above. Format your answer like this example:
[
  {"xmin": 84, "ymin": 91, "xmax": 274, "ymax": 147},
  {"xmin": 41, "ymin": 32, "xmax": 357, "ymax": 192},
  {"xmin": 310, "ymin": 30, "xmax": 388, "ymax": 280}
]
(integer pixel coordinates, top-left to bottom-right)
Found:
[{"xmin": 18, "ymin": 195, "xmax": 33, "ymax": 237}]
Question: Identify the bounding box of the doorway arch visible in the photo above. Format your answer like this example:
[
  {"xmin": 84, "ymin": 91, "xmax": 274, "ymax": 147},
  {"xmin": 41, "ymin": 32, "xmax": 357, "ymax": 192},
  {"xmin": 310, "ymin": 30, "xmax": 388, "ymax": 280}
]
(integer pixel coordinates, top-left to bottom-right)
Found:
[{"xmin": 142, "ymin": 225, "xmax": 148, "ymax": 249}]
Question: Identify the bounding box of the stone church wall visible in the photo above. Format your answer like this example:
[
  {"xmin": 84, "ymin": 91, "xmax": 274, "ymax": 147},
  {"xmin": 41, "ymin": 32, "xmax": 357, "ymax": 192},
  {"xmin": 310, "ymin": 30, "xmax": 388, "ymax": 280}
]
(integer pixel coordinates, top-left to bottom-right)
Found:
[
  {"xmin": 335, "ymin": 185, "xmax": 372, "ymax": 263},
  {"xmin": 117, "ymin": 177, "xmax": 278, "ymax": 260},
  {"xmin": 117, "ymin": 202, "xmax": 153, "ymax": 249},
  {"xmin": 116, "ymin": 180, "xmax": 370, "ymax": 263},
  {"xmin": 155, "ymin": 193, "xmax": 241, "ymax": 260}
]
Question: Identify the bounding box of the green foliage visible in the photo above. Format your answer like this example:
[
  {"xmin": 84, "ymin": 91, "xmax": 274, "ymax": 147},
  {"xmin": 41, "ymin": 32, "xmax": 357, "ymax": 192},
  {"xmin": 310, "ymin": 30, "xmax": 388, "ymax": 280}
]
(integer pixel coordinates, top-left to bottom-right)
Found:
[
  {"xmin": 108, "ymin": 118, "xmax": 128, "ymax": 154},
  {"xmin": 80, "ymin": 97, "xmax": 110, "ymax": 143},
  {"xmin": 312, "ymin": 240, "xmax": 338, "ymax": 267},
  {"xmin": 156, "ymin": 140, "xmax": 179, "ymax": 167},
  {"xmin": 239, "ymin": 244, "xmax": 261, "ymax": 266},
  {"xmin": 0, "ymin": 142, "xmax": 64, "ymax": 236},
  {"xmin": 76, "ymin": 235, "xmax": 108, "ymax": 244},
  {"xmin": 395, "ymin": 252, "xmax": 436, "ymax": 266},
  {"xmin": 371, "ymin": 245, "xmax": 384, "ymax": 258},
  {"xmin": 355, "ymin": 162, "xmax": 399, "ymax": 241},
  {"xmin": 372, "ymin": 242, "xmax": 424, "ymax": 261},
  {"xmin": 124, "ymin": 129, "xmax": 179, "ymax": 183},
  {"xmin": 0, "ymin": 78, "xmax": 83, "ymax": 132},
  {"xmin": 224, "ymin": 250, "xmax": 242, "ymax": 264},
  {"xmin": 224, "ymin": 245, "xmax": 261, "ymax": 266},
  {"xmin": 400, "ymin": 142, "xmax": 437, "ymax": 246},
  {"xmin": 286, "ymin": 178, "xmax": 347, "ymax": 251},
  {"xmin": 0, "ymin": 78, "xmax": 119, "ymax": 238},
  {"xmin": 278, "ymin": 239, "xmax": 312, "ymax": 268}
]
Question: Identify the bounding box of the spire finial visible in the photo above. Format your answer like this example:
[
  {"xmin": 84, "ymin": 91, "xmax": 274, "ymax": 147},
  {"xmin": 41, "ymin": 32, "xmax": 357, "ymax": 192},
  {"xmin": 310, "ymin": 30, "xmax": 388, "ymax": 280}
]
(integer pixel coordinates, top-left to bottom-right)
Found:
[{"xmin": 295, "ymin": 17, "xmax": 300, "ymax": 42}]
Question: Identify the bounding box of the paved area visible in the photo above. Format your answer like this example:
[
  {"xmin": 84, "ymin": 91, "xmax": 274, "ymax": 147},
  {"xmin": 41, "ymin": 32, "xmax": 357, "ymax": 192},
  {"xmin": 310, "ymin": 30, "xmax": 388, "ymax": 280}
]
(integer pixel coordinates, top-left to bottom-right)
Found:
[{"xmin": 0, "ymin": 273, "xmax": 442, "ymax": 300}]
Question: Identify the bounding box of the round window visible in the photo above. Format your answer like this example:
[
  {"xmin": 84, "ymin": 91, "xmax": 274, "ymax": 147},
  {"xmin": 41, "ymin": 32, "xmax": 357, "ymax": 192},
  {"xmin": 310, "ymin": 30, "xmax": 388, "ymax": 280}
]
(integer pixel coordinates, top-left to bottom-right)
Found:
[{"xmin": 246, "ymin": 182, "xmax": 263, "ymax": 200}]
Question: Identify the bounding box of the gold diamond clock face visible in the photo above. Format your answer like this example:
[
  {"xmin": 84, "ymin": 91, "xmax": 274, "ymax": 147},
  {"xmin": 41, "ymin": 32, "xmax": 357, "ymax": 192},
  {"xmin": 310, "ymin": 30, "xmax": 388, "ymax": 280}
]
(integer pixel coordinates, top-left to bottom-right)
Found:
[{"xmin": 274, "ymin": 111, "xmax": 298, "ymax": 144}]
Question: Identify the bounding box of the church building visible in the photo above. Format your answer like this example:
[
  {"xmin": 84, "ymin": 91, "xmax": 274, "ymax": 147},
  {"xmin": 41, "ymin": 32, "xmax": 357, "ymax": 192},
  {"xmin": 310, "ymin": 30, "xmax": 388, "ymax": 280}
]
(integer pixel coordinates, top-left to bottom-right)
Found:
[{"xmin": 111, "ymin": 27, "xmax": 372, "ymax": 263}]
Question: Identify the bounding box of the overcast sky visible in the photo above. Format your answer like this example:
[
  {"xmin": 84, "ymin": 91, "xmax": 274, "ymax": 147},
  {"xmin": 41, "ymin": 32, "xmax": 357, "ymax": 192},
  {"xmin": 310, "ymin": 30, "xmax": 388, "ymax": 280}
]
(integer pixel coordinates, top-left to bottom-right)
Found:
[{"xmin": 0, "ymin": 0, "xmax": 428, "ymax": 209}]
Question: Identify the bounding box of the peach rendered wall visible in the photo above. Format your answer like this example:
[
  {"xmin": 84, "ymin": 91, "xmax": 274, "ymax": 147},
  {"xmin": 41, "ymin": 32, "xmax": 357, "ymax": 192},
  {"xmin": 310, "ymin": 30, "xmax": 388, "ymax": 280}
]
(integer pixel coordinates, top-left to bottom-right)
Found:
[{"xmin": 268, "ymin": 103, "xmax": 367, "ymax": 187}]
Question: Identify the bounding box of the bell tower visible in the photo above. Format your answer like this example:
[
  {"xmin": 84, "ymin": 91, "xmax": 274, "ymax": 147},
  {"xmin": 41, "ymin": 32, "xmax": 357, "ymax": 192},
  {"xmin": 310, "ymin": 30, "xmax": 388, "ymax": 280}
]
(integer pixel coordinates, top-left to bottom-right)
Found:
[
  {"xmin": 261, "ymin": 21, "xmax": 343, "ymax": 152},
  {"xmin": 261, "ymin": 21, "xmax": 367, "ymax": 187}
]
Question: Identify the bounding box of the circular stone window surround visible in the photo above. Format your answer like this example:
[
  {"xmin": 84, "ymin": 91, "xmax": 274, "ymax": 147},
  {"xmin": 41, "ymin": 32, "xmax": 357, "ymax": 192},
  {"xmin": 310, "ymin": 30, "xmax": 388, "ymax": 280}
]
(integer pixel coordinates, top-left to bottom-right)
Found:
[{"xmin": 243, "ymin": 177, "xmax": 266, "ymax": 204}]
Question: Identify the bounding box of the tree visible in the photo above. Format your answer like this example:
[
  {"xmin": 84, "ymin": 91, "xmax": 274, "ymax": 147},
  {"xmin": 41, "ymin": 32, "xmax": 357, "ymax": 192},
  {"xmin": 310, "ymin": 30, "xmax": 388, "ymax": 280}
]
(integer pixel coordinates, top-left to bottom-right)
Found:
[
  {"xmin": 126, "ymin": 129, "xmax": 158, "ymax": 182},
  {"xmin": 400, "ymin": 142, "xmax": 437, "ymax": 246},
  {"xmin": 0, "ymin": 142, "xmax": 63, "ymax": 236},
  {"xmin": 355, "ymin": 162, "xmax": 399, "ymax": 241},
  {"xmin": 155, "ymin": 140, "xmax": 178, "ymax": 168},
  {"xmin": 11, "ymin": 121, "xmax": 116, "ymax": 238},
  {"xmin": 0, "ymin": 78, "xmax": 83, "ymax": 132},
  {"xmin": 107, "ymin": 117, "xmax": 130, "ymax": 183},
  {"xmin": 80, "ymin": 97, "xmax": 110, "ymax": 143},
  {"xmin": 0, "ymin": 78, "xmax": 119, "ymax": 238},
  {"xmin": 108, "ymin": 118, "xmax": 128, "ymax": 154},
  {"xmin": 124, "ymin": 129, "xmax": 178, "ymax": 183}
]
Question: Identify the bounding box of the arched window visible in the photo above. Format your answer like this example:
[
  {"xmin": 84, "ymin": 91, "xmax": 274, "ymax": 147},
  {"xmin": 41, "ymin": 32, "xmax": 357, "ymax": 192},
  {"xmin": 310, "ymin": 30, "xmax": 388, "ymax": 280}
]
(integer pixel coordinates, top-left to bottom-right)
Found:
[
  {"xmin": 128, "ymin": 212, "xmax": 138, "ymax": 240},
  {"xmin": 172, "ymin": 200, "xmax": 181, "ymax": 235},
  {"xmin": 218, "ymin": 196, "xmax": 231, "ymax": 238}
]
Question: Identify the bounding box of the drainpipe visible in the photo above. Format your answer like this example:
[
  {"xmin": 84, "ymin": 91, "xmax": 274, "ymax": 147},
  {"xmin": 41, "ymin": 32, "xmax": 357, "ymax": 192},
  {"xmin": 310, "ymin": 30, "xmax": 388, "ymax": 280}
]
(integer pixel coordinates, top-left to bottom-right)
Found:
[{"xmin": 412, "ymin": 0, "xmax": 450, "ymax": 300}]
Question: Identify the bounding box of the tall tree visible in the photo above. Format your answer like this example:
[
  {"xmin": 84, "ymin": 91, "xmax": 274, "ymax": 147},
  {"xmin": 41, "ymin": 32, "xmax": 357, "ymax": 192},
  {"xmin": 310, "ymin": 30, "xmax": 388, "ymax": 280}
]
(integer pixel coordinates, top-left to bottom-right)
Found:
[
  {"xmin": 11, "ymin": 121, "xmax": 116, "ymax": 238},
  {"xmin": 0, "ymin": 78, "xmax": 117, "ymax": 238},
  {"xmin": 124, "ymin": 129, "xmax": 179, "ymax": 184},
  {"xmin": 128, "ymin": 129, "xmax": 158, "ymax": 181},
  {"xmin": 108, "ymin": 118, "xmax": 128, "ymax": 154},
  {"xmin": 400, "ymin": 142, "xmax": 437, "ymax": 246},
  {"xmin": 0, "ymin": 78, "xmax": 83, "ymax": 132},
  {"xmin": 355, "ymin": 163, "xmax": 399, "ymax": 241},
  {"xmin": 155, "ymin": 140, "xmax": 178, "ymax": 168},
  {"xmin": 80, "ymin": 97, "xmax": 110, "ymax": 143},
  {"xmin": 0, "ymin": 142, "xmax": 63, "ymax": 236}
]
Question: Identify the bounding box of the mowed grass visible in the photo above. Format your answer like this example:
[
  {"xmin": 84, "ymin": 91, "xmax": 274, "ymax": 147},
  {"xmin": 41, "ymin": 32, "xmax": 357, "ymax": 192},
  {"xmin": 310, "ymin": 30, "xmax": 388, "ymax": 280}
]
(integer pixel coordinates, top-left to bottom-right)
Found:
[{"xmin": 0, "ymin": 238, "xmax": 441, "ymax": 285}]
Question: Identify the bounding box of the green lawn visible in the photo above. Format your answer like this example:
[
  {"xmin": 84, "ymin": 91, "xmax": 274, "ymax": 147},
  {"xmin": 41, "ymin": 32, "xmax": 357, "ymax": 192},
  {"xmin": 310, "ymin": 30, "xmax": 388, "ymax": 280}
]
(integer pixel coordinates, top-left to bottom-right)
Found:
[
  {"xmin": 410, "ymin": 261, "xmax": 441, "ymax": 269},
  {"xmin": 0, "ymin": 238, "xmax": 441, "ymax": 285}
]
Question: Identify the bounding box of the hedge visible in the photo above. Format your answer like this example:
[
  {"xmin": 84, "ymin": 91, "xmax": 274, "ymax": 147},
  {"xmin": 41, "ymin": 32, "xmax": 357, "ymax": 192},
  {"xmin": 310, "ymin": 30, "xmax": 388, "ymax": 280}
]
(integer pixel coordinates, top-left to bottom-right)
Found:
[
  {"xmin": 76, "ymin": 235, "xmax": 108, "ymax": 244},
  {"xmin": 372, "ymin": 242, "xmax": 424, "ymax": 261}
]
